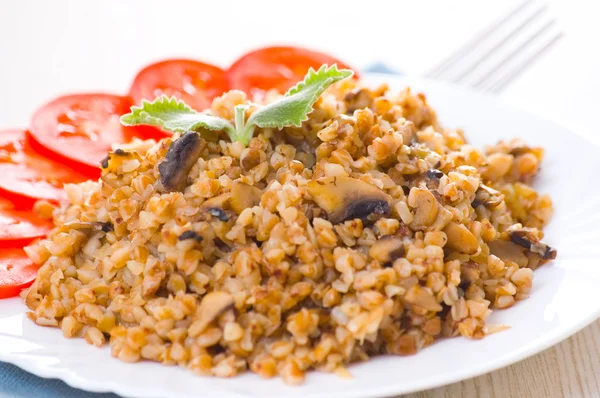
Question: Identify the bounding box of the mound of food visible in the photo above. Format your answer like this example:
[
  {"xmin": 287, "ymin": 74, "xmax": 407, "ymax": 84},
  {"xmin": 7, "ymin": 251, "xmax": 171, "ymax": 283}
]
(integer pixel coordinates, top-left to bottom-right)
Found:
[{"xmin": 23, "ymin": 68, "xmax": 555, "ymax": 384}]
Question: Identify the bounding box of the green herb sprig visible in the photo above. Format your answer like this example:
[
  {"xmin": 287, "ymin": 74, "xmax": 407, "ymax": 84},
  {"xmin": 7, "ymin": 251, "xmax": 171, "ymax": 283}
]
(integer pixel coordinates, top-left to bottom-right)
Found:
[{"xmin": 120, "ymin": 64, "xmax": 353, "ymax": 145}]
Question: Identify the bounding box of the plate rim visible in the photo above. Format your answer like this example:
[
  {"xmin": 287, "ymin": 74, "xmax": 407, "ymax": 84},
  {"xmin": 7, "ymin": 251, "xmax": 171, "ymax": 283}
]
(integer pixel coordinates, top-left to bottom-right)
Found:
[
  {"xmin": 2, "ymin": 309, "xmax": 599, "ymax": 398},
  {"xmin": 2, "ymin": 73, "xmax": 600, "ymax": 398}
]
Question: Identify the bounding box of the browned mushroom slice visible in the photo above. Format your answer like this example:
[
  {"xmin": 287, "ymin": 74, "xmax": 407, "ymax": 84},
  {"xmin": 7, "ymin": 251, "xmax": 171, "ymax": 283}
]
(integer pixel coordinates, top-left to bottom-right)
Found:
[
  {"xmin": 230, "ymin": 181, "xmax": 263, "ymax": 214},
  {"xmin": 177, "ymin": 230, "xmax": 203, "ymax": 242},
  {"xmin": 306, "ymin": 177, "xmax": 392, "ymax": 224},
  {"xmin": 51, "ymin": 221, "xmax": 96, "ymax": 236},
  {"xmin": 425, "ymin": 169, "xmax": 444, "ymax": 179},
  {"xmin": 158, "ymin": 132, "xmax": 206, "ymax": 192},
  {"xmin": 100, "ymin": 148, "xmax": 142, "ymax": 174},
  {"xmin": 369, "ymin": 237, "xmax": 405, "ymax": 267},
  {"xmin": 509, "ymin": 229, "xmax": 557, "ymax": 260},
  {"xmin": 410, "ymin": 171, "xmax": 444, "ymax": 198},
  {"xmin": 460, "ymin": 261, "xmax": 481, "ymax": 286},
  {"xmin": 408, "ymin": 188, "xmax": 439, "ymax": 230},
  {"xmin": 473, "ymin": 184, "xmax": 504, "ymax": 209},
  {"xmin": 200, "ymin": 193, "xmax": 232, "ymax": 222},
  {"xmin": 404, "ymin": 285, "xmax": 443, "ymax": 312},
  {"xmin": 240, "ymin": 148, "xmax": 264, "ymax": 172},
  {"xmin": 96, "ymin": 222, "xmax": 114, "ymax": 233},
  {"xmin": 507, "ymin": 140, "xmax": 534, "ymax": 156},
  {"xmin": 443, "ymin": 222, "xmax": 479, "ymax": 255},
  {"xmin": 488, "ymin": 239, "xmax": 529, "ymax": 267},
  {"xmin": 200, "ymin": 194, "xmax": 231, "ymax": 210},
  {"xmin": 189, "ymin": 291, "xmax": 235, "ymax": 336},
  {"xmin": 344, "ymin": 88, "xmax": 373, "ymax": 113}
]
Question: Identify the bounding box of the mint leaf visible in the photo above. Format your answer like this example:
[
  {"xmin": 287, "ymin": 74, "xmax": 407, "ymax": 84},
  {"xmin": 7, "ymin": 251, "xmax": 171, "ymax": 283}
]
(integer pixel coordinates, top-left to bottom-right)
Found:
[
  {"xmin": 120, "ymin": 96, "xmax": 235, "ymax": 138},
  {"xmin": 245, "ymin": 64, "xmax": 353, "ymax": 130},
  {"xmin": 234, "ymin": 104, "xmax": 248, "ymax": 143},
  {"xmin": 119, "ymin": 65, "xmax": 354, "ymax": 146}
]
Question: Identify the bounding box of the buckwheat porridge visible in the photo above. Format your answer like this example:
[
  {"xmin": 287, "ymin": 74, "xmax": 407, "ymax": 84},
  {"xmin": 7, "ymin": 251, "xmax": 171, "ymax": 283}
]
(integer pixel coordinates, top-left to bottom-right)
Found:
[{"xmin": 23, "ymin": 69, "xmax": 556, "ymax": 384}]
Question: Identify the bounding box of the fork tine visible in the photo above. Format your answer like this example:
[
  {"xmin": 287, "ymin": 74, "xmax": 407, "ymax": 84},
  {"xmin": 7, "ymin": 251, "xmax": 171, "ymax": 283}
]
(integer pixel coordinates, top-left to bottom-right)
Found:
[
  {"xmin": 473, "ymin": 18, "xmax": 558, "ymax": 89},
  {"xmin": 451, "ymin": 5, "xmax": 548, "ymax": 84},
  {"xmin": 425, "ymin": 0, "xmax": 534, "ymax": 79},
  {"xmin": 483, "ymin": 30, "xmax": 563, "ymax": 93}
]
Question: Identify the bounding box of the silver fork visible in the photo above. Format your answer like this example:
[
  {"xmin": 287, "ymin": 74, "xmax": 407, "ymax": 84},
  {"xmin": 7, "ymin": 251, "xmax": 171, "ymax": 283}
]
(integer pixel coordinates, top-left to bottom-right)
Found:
[{"xmin": 425, "ymin": 0, "xmax": 563, "ymax": 93}]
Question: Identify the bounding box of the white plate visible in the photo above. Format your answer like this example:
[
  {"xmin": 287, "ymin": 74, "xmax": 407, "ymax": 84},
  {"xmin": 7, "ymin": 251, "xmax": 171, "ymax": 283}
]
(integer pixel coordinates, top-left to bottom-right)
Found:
[{"xmin": 1, "ymin": 74, "xmax": 599, "ymax": 398}]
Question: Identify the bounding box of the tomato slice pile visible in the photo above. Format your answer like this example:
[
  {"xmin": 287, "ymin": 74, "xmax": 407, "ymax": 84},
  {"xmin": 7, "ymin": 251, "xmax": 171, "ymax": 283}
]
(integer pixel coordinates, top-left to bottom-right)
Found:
[
  {"xmin": 129, "ymin": 59, "xmax": 228, "ymax": 111},
  {"xmin": 0, "ymin": 46, "xmax": 356, "ymax": 299},
  {"xmin": 0, "ymin": 201, "xmax": 52, "ymax": 248},
  {"xmin": 29, "ymin": 94, "xmax": 167, "ymax": 175},
  {"xmin": 228, "ymin": 46, "xmax": 357, "ymax": 96},
  {"xmin": 0, "ymin": 129, "xmax": 90, "ymax": 206},
  {"xmin": 0, "ymin": 248, "xmax": 40, "ymax": 299}
]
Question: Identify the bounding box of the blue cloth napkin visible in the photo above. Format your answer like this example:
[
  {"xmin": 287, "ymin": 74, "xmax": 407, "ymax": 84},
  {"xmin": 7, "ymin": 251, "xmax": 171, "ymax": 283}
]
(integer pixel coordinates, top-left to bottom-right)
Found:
[
  {"xmin": 0, "ymin": 62, "xmax": 398, "ymax": 398},
  {"xmin": 0, "ymin": 363, "xmax": 119, "ymax": 398},
  {"xmin": 362, "ymin": 62, "xmax": 402, "ymax": 75}
]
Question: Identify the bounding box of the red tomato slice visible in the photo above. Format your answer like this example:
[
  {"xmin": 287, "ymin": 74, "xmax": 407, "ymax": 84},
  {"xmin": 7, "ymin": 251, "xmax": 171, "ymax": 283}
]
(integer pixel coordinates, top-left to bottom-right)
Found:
[
  {"xmin": 0, "ymin": 129, "xmax": 89, "ymax": 207},
  {"xmin": 227, "ymin": 46, "xmax": 358, "ymax": 96},
  {"xmin": 0, "ymin": 200, "xmax": 52, "ymax": 248},
  {"xmin": 129, "ymin": 59, "xmax": 228, "ymax": 111},
  {"xmin": 0, "ymin": 248, "xmax": 39, "ymax": 299},
  {"xmin": 29, "ymin": 94, "xmax": 164, "ymax": 175}
]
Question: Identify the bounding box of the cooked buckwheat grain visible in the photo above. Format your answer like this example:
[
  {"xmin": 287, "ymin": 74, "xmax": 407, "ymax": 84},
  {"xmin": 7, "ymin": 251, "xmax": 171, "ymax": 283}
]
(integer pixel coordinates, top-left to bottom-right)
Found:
[{"xmin": 24, "ymin": 79, "xmax": 556, "ymax": 383}]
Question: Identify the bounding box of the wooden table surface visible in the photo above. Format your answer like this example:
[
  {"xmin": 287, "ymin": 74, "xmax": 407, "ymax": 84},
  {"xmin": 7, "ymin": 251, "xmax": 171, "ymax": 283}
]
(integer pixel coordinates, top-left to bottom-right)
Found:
[{"xmin": 400, "ymin": 319, "xmax": 600, "ymax": 398}]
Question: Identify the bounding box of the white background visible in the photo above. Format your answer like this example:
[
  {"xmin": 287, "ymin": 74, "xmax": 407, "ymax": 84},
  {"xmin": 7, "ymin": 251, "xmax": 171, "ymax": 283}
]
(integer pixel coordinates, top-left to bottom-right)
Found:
[{"xmin": 0, "ymin": 0, "xmax": 598, "ymax": 140}]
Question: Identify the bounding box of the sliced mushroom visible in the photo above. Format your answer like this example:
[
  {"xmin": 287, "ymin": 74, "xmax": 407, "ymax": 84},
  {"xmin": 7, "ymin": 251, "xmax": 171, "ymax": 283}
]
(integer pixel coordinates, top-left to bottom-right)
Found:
[
  {"xmin": 413, "ymin": 169, "xmax": 444, "ymax": 194},
  {"xmin": 96, "ymin": 222, "xmax": 114, "ymax": 233},
  {"xmin": 100, "ymin": 149, "xmax": 142, "ymax": 174},
  {"xmin": 208, "ymin": 208, "xmax": 230, "ymax": 222},
  {"xmin": 200, "ymin": 193, "xmax": 231, "ymax": 210},
  {"xmin": 443, "ymin": 222, "xmax": 479, "ymax": 255},
  {"xmin": 509, "ymin": 229, "xmax": 556, "ymax": 260},
  {"xmin": 178, "ymin": 230, "xmax": 204, "ymax": 242},
  {"xmin": 425, "ymin": 169, "xmax": 444, "ymax": 179},
  {"xmin": 240, "ymin": 148, "xmax": 264, "ymax": 172},
  {"xmin": 54, "ymin": 221, "xmax": 109, "ymax": 234},
  {"xmin": 369, "ymin": 237, "xmax": 405, "ymax": 266},
  {"xmin": 404, "ymin": 285, "xmax": 443, "ymax": 312},
  {"xmin": 344, "ymin": 88, "xmax": 372, "ymax": 113},
  {"xmin": 408, "ymin": 188, "xmax": 439, "ymax": 230},
  {"xmin": 460, "ymin": 261, "xmax": 481, "ymax": 287},
  {"xmin": 306, "ymin": 176, "xmax": 392, "ymax": 224},
  {"xmin": 230, "ymin": 181, "xmax": 262, "ymax": 214},
  {"xmin": 190, "ymin": 291, "xmax": 235, "ymax": 336},
  {"xmin": 158, "ymin": 132, "xmax": 206, "ymax": 192},
  {"xmin": 200, "ymin": 193, "xmax": 232, "ymax": 222},
  {"xmin": 100, "ymin": 155, "xmax": 110, "ymax": 169},
  {"xmin": 58, "ymin": 221, "xmax": 95, "ymax": 231},
  {"xmin": 508, "ymin": 141, "xmax": 532, "ymax": 156},
  {"xmin": 473, "ymin": 184, "xmax": 504, "ymax": 209},
  {"xmin": 488, "ymin": 239, "xmax": 529, "ymax": 267}
]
